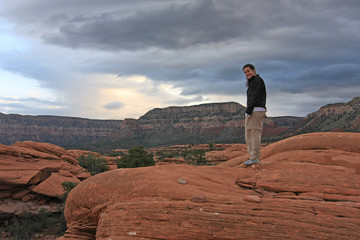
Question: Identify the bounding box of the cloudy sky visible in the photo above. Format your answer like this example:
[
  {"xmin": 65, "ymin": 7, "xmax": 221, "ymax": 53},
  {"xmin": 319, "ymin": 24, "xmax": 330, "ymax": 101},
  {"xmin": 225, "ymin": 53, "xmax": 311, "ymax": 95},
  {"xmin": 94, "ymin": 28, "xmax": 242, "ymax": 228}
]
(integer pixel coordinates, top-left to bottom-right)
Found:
[{"xmin": 0, "ymin": 0, "xmax": 359, "ymax": 120}]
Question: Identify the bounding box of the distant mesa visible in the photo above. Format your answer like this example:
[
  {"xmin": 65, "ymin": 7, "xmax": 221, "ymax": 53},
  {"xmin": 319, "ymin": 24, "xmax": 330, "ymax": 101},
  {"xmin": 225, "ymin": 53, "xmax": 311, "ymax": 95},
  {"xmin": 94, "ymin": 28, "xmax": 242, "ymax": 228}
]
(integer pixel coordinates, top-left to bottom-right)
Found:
[{"xmin": 1, "ymin": 97, "xmax": 359, "ymax": 151}]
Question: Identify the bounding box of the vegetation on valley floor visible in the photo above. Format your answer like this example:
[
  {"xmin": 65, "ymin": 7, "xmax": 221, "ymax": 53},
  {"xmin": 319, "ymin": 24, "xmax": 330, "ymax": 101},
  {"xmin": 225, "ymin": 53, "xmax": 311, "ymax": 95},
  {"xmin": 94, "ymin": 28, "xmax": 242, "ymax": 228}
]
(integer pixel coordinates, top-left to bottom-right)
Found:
[
  {"xmin": 0, "ymin": 181, "xmax": 78, "ymax": 240},
  {"xmin": 116, "ymin": 145, "xmax": 155, "ymax": 168},
  {"xmin": 78, "ymin": 153, "xmax": 109, "ymax": 175}
]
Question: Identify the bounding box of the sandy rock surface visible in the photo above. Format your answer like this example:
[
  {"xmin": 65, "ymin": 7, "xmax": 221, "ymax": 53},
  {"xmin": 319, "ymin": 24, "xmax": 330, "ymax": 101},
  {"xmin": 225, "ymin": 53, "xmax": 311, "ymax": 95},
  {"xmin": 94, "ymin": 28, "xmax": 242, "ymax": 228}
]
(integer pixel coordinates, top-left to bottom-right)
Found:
[
  {"xmin": 62, "ymin": 132, "xmax": 360, "ymax": 239},
  {"xmin": 205, "ymin": 144, "xmax": 247, "ymax": 164}
]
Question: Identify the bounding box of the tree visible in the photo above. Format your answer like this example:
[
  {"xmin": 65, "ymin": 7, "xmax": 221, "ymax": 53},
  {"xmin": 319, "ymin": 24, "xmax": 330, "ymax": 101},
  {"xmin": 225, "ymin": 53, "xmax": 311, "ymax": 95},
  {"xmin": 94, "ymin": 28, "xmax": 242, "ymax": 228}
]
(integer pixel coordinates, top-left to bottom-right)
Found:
[
  {"xmin": 117, "ymin": 146, "xmax": 155, "ymax": 168},
  {"xmin": 60, "ymin": 181, "xmax": 79, "ymax": 202},
  {"xmin": 191, "ymin": 149, "xmax": 207, "ymax": 165},
  {"xmin": 208, "ymin": 142, "xmax": 215, "ymax": 151},
  {"xmin": 77, "ymin": 154, "xmax": 109, "ymax": 175}
]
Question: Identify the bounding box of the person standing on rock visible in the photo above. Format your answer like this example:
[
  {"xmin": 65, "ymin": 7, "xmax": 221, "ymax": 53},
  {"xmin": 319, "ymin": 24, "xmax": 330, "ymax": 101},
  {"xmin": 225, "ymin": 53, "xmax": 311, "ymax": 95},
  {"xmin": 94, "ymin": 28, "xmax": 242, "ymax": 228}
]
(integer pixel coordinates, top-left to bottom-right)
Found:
[{"xmin": 242, "ymin": 64, "xmax": 267, "ymax": 166}]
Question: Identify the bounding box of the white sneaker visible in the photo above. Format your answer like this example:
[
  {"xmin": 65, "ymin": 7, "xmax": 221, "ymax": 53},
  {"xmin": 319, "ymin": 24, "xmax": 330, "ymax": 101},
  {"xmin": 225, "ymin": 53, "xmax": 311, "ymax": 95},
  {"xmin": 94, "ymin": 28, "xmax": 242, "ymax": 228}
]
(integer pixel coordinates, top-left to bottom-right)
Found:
[{"xmin": 243, "ymin": 159, "xmax": 260, "ymax": 166}]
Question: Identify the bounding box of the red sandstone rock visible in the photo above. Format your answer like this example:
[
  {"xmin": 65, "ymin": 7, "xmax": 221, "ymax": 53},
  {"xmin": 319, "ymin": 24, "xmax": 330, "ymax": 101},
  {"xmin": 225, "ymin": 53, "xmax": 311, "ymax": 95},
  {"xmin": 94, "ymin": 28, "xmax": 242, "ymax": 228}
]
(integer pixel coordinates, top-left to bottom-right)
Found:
[
  {"xmin": 60, "ymin": 154, "xmax": 79, "ymax": 165},
  {"xmin": 102, "ymin": 156, "xmax": 119, "ymax": 170},
  {"xmin": 0, "ymin": 141, "xmax": 91, "ymax": 216},
  {"xmin": 22, "ymin": 193, "xmax": 36, "ymax": 202},
  {"xmin": 62, "ymin": 132, "xmax": 360, "ymax": 239},
  {"xmin": 156, "ymin": 157, "xmax": 186, "ymax": 165},
  {"xmin": 191, "ymin": 195, "xmax": 207, "ymax": 203},
  {"xmin": 205, "ymin": 144, "xmax": 247, "ymax": 164},
  {"xmin": 220, "ymin": 132, "xmax": 360, "ymax": 167},
  {"xmin": 32, "ymin": 173, "xmax": 81, "ymax": 198},
  {"xmin": 243, "ymin": 195, "xmax": 261, "ymax": 203},
  {"xmin": 14, "ymin": 141, "xmax": 65, "ymax": 155},
  {"xmin": 12, "ymin": 189, "xmax": 30, "ymax": 200},
  {"xmin": 76, "ymin": 172, "xmax": 92, "ymax": 180},
  {"xmin": 67, "ymin": 149, "xmax": 102, "ymax": 159}
]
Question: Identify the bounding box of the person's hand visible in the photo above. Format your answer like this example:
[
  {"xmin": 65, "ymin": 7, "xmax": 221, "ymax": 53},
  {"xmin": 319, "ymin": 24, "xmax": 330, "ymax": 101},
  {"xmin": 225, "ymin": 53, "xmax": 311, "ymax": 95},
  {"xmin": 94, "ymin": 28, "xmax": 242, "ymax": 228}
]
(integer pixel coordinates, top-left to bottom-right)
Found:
[{"xmin": 245, "ymin": 113, "xmax": 250, "ymax": 118}]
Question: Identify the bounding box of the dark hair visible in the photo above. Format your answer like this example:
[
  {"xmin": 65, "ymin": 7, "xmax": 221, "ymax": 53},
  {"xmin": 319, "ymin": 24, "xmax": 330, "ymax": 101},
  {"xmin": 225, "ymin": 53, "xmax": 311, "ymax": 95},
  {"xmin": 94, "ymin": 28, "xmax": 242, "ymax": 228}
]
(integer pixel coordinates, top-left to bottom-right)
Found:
[
  {"xmin": 242, "ymin": 63, "xmax": 255, "ymax": 71},
  {"xmin": 243, "ymin": 64, "xmax": 256, "ymax": 88}
]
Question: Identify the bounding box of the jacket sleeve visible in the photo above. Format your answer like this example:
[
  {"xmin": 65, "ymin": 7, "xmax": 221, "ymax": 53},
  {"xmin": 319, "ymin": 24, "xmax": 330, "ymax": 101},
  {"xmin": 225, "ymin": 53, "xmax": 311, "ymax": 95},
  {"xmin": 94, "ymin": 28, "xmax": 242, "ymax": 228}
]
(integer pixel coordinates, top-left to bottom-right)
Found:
[{"xmin": 246, "ymin": 77, "xmax": 264, "ymax": 115}]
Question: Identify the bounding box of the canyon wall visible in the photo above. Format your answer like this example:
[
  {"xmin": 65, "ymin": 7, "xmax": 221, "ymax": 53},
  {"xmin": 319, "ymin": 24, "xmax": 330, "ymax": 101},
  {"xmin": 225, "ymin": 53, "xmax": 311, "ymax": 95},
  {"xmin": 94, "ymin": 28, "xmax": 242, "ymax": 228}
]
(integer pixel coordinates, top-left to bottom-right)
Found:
[
  {"xmin": 0, "ymin": 113, "xmax": 122, "ymax": 147},
  {"xmin": 1, "ymin": 97, "xmax": 359, "ymax": 151},
  {"xmin": 0, "ymin": 102, "xmax": 301, "ymax": 150},
  {"xmin": 84, "ymin": 102, "xmax": 302, "ymax": 151},
  {"xmin": 282, "ymin": 96, "xmax": 360, "ymax": 136}
]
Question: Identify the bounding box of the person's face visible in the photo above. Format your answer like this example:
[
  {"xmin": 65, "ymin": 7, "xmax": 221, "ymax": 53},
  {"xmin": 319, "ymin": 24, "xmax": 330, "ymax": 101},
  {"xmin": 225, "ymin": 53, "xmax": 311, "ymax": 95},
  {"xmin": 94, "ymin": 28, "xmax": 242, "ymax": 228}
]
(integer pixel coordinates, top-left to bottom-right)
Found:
[{"xmin": 243, "ymin": 67, "xmax": 256, "ymax": 80}]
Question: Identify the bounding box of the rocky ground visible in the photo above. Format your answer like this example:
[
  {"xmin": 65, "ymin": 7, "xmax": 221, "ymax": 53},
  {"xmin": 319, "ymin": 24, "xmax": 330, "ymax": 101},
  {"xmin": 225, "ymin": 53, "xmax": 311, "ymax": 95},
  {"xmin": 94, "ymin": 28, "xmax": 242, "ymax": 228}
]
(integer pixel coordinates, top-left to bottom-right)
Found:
[
  {"xmin": 0, "ymin": 141, "xmax": 119, "ymax": 239},
  {"xmin": 59, "ymin": 132, "xmax": 360, "ymax": 239},
  {"xmin": 0, "ymin": 141, "xmax": 91, "ymax": 214}
]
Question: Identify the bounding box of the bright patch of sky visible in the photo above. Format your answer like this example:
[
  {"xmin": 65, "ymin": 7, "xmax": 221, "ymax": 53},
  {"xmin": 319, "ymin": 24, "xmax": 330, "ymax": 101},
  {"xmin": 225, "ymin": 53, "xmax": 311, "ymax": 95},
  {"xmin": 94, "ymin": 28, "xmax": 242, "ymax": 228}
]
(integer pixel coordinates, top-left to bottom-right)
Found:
[
  {"xmin": 0, "ymin": 70, "xmax": 53, "ymax": 99},
  {"xmin": 0, "ymin": 19, "xmax": 29, "ymax": 51}
]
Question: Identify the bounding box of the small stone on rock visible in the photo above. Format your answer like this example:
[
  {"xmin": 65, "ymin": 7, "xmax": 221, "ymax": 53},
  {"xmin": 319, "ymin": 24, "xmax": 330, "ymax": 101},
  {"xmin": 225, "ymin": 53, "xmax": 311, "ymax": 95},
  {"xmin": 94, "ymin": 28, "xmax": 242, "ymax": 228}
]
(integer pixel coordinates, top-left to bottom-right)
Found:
[
  {"xmin": 177, "ymin": 178, "xmax": 186, "ymax": 184},
  {"xmin": 243, "ymin": 195, "xmax": 261, "ymax": 203},
  {"xmin": 191, "ymin": 195, "xmax": 207, "ymax": 203}
]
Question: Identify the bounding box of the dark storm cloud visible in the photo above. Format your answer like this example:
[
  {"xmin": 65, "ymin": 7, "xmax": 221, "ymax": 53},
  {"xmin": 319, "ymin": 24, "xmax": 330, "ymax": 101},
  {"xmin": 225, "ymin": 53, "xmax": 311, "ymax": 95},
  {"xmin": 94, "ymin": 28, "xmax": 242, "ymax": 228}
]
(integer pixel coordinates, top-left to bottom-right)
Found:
[
  {"xmin": 257, "ymin": 61, "xmax": 360, "ymax": 93},
  {"xmin": 35, "ymin": 0, "xmax": 360, "ymax": 55},
  {"xmin": 215, "ymin": 67, "xmax": 244, "ymax": 82},
  {"xmin": 103, "ymin": 101, "xmax": 124, "ymax": 110},
  {"xmin": 2, "ymin": 0, "xmax": 360, "ymax": 54},
  {"xmin": 43, "ymin": 0, "xmax": 251, "ymax": 50},
  {"xmin": 296, "ymin": 64, "xmax": 360, "ymax": 88},
  {"xmin": 179, "ymin": 78, "xmax": 242, "ymax": 96},
  {"xmin": 1, "ymin": 52, "xmax": 63, "ymax": 85},
  {"xmin": 0, "ymin": 0, "xmax": 359, "ymax": 118}
]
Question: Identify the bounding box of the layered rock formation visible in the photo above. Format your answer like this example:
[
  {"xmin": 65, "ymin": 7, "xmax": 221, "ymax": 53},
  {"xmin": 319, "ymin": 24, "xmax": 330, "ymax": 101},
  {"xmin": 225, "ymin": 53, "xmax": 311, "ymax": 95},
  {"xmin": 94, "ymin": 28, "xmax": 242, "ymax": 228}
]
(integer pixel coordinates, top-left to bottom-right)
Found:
[
  {"xmin": 0, "ymin": 102, "xmax": 302, "ymax": 151},
  {"xmin": 61, "ymin": 132, "xmax": 360, "ymax": 239},
  {"xmin": 1, "ymin": 97, "xmax": 359, "ymax": 151},
  {"xmin": 0, "ymin": 141, "xmax": 93, "ymax": 218},
  {"xmin": 98, "ymin": 102, "xmax": 301, "ymax": 150},
  {"xmin": 282, "ymin": 96, "xmax": 360, "ymax": 136},
  {"xmin": 0, "ymin": 113, "xmax": 122, "ymax": 147},
  {"xmin": 205, "ymin": 144, "xmax": 248, "ymax": 164}
]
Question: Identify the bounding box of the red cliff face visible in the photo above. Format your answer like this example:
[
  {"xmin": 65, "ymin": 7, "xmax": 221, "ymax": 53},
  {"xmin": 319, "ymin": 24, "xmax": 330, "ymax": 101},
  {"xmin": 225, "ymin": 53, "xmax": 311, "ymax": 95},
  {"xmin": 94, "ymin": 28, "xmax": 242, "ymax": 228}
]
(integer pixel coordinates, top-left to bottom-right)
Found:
[
  {"xmin": 1, "ymin": 98, "xmax": 358, "ymax": 151},
  {"xmin": 106, "ymin": 102, "xmax": 302, "ymax": 149},
  {"xmin": 284, "ymin": 97, "xmax": 360, "ymax": 135},
  {"xmin": 0, "ymin": 102, "xmax": 303, "ymax": 151},
  {"xmin": 62, "ymin": 132, "xmax": 360, "ymax": 240},
  {"xmin": 0, "ymin": 113, "xmax": 122, "ymax": 147}
]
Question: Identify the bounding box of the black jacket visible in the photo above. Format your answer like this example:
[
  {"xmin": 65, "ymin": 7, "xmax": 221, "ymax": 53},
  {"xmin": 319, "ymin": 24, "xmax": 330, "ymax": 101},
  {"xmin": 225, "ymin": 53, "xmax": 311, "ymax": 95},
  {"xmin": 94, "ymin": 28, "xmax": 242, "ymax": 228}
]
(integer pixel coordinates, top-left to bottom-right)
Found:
[{"xmin": 246, "ymin": 74, "xmax": 267, "ymax": 115}]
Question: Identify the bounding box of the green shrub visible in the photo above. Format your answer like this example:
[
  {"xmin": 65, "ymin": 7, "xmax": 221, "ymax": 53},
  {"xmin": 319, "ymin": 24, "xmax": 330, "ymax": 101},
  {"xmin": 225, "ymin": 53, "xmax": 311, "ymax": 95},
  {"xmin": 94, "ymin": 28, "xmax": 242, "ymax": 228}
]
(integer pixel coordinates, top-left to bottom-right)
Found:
[
  {"xmin": 59, "ymin": 181, "xmax": 79, "ymax": 234},
  {"xmin": 155, "ymin": 150, "xmax": 182, "ymax": 161},
  {"xmin": 77, "ymin": 154, "xmax": 109, "ymax": 175},
  {"xmin": 4, "ymin": 209, "xmax": 60, "ymax": 240},
  {"xmin": 191, "ymin": 149, "xmax": 207, "ymax": 165},
  {"xmin": 1, "ymin": 181, "xmax": 79, "ymax": 239},
  {"xmin": 184, "ymin": 151, "xmax": 193, "ymax": 161},
  {"xmin": 106, "ymin": 151, "xmax": 123, "ymax": 157},
  {"xmin": 180, "ymin": 149, "xmax": 190, "ymax": 158},
  {"xmin": 60, "ymin": 181, "xmax": 78, "ymax": 202},
  {"xmin": 117, "ymin": 146, "xmax": 155, "ymax": 168},
  {"xmin": 208, "ymin": 142, "xmax": 215, "ymax": 151},
  {"xmin": 155, "ymin": 150, "xmax": 166, "ymax": 161}
]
